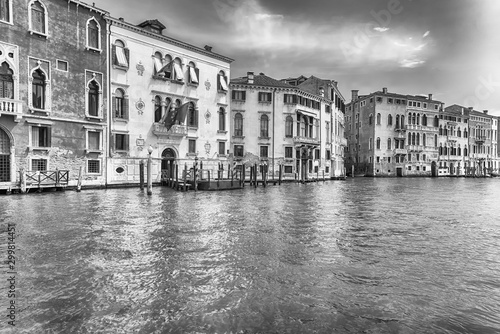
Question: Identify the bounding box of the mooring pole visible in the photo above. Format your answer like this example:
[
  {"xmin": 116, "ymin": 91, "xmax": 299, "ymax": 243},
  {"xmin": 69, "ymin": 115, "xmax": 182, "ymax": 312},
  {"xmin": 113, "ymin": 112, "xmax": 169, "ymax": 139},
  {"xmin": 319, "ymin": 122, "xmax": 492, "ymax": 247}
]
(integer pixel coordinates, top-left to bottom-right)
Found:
[
  {"xmin": 147, "ymin": 147, "xmax": 153, "ymax": 195},
  {"xmin": 139, "ymin": 160, "xmax": 144, "ymax": 190}
]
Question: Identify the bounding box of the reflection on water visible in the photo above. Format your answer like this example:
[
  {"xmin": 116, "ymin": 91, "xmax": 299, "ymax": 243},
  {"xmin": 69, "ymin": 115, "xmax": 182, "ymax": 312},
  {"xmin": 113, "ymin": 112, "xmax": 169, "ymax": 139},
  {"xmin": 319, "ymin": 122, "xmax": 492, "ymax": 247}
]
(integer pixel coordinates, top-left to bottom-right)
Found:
[{"xmin": 1, "ymin": 178, "xmax": 500, "ymax": 333}]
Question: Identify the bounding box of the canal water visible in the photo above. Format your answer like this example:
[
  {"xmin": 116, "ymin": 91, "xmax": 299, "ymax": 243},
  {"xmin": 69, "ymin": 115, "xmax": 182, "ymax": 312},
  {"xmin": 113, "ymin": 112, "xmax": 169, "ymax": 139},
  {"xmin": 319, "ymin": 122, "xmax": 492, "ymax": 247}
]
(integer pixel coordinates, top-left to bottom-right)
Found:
[{"xmin": 1, "ymin": 178, "xmax": 500, "ymax": 333}]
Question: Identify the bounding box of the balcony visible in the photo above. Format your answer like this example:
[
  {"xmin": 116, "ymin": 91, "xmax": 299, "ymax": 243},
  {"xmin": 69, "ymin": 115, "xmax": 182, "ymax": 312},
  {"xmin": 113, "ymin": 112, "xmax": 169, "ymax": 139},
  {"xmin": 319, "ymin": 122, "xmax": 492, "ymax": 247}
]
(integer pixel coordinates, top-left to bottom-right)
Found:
[
  {"xmin": 0, "ymin": 98, "xmax": 23, "ymax": 122},
  {"xmin": 395, "ymin": 126, "xmax": 406, "ymax": 132},
  {"xmin": 152, "ymin": 123, "xmax": 187, "ymax": 137},
  {"xmin": 407, "ymin": 145, "xmax": 425, "ymax": 152},
  {"xmin": 475, "ymin": 136, "xmax": 487, "ymax": 144},
  {"xmin": 293, "ymin": 136, "xmax": 320, "ymax": 146},
  {"xmin": 339, "ymin": 137, "xmax": 348, "ymax": 146},
  {"xmin": 393, "ymin": 148, "xmax": 408, "ymax": 155}
]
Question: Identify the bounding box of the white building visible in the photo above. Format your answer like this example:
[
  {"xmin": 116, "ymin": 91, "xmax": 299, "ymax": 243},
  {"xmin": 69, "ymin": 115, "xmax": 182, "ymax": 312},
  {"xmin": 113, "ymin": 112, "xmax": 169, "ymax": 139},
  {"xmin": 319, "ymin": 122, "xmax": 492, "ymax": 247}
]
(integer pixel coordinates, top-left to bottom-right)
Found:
[{"xmin": 107, "ymin": 18, "xmax": 233, "ymax": 185}]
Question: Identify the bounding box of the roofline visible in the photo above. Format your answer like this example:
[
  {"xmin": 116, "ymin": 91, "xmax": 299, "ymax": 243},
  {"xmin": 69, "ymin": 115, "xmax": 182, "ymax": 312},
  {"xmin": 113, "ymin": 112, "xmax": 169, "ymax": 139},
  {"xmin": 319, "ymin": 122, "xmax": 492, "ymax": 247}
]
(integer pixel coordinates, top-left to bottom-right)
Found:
[
  {"xmin": 347, "ymin": 91, "xmax": 443, "ymax": 104},
  {"xmin": 70, "ymin": 0, "xmax": 108, "ymax": 15},
  {"xmin": 106, "ymin": 16, "xmax": 234, "ymax": 64},
  {"xmin": 229, "ymin": 81, "xmax": 333, "ymax": 103}
]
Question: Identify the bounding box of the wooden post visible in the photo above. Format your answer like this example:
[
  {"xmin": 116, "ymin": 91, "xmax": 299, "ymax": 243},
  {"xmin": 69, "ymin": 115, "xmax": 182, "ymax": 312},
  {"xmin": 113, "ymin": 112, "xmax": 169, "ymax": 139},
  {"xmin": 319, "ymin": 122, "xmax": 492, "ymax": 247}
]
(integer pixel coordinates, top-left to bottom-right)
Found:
[
  {"xmin": 352, "ymin": 165, "xmax": 355, "ymax": 178},
  {"xmin": 231, "ymin": 167, "xmax": 234, "ymax": 187},
  {"xmin": 147, "ymin": 154, "xmax": 152, "ymax": 195},
  {"xmin": 208, "ymin": 170, "xmax": 211, "ymax": 182},
  {"xmin": 227, "ymin": 163, "xmax": 230, "ymax": 179},
  {"xmin": 316, "ymin": 168, "xmax": 319, "ymax": 182},
  {"xmin": 55, "ymin": 168, "xmax": 60, "ymax": 187},
  {"xmin": 183, "ymin": 163, "xmax": 187, "ymax": 192},
  {"xmin": 279, "ymin": 165, "xmax": 282, "ymax": 185},
  {"xmin": 76, "ymin": 166, "xmax": 83, "ymax": 192},
  {"xmin": 194, "ymin": 159, "xmax": 198, "ymax": 192},
  {"xmin": 139, "ymin": 160, "xmax": 144, "ymax": 190},
  {"xmin": 217, "ymin": 170, "xmax": 220, "ymax": 189},
  {"xmin": 262, "ymin": 165, "xmax": 266, "ymax": 188},
  {"xmin": 175, "ymin": 163, "xmax": 179, "ymax": 190},
  {"xmin": 20, "ymin": 168, "xmax": 26, "ymax": 194},
  {"xmin": 254, "ymin": 164, "xmax": 258, "ymax": 188},
  {"xmin": 323, "ymin": 170, "xmax": 325, "ymax": 182},
  {"xmin": 242, "ymin": 165, "xmax": 245, "ymax": 187}
]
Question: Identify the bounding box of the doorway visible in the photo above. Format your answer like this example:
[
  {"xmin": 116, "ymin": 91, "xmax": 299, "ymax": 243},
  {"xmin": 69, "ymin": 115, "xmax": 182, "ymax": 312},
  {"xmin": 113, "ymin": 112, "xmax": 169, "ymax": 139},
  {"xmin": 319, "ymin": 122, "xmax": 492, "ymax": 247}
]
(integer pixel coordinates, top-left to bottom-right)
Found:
[
  {"xmin": 0, "ymin": 127, "xmax": 11, "ymax": 182},
  {"xmin": 161, "ymin": 148, "xmax": 176, "ymax": 180}
]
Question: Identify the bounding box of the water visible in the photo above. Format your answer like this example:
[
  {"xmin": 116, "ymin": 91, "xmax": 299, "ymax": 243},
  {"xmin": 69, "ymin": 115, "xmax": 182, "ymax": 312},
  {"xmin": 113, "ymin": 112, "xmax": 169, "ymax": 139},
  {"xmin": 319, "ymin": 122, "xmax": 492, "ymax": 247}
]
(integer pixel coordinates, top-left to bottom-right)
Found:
[{"xmin": 1, "ymin": 178, "xmax": 500, "ymax": 333}]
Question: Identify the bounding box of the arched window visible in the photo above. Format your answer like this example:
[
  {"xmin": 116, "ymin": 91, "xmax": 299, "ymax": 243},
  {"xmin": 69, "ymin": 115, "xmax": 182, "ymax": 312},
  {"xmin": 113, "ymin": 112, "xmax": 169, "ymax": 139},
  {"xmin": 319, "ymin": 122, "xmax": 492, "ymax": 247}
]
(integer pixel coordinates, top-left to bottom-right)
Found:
[
  {"xmin": 303, "ymin": 117, "xmax": 309, "ymax": 137},
  {"xmin": 113, "ymin": 39, "xmax": 129, "ymax": 68},
  {"xmin": 376, "ymin": 113, "xmax": 381, "ymax": 125},
  {"xmin": 218, "ymin": 107, "xmax": 226, "ymax": 131},
  {"xmin": 439, "ymin": 144, "xmax": 443, "ymax": 155},
  {"xmin": 0, "ymin": 127, "xmax": 11, "ymax": 182},
  {"xmin": 464, "ymin": 129, "xmax": 468, "ymax": 138},
  {"xmin": 416, "ymin": 113, "xmax": 420, "ymax": 125},
  {"xmin": 408, "ymin": 132, "xmax": 411, "ymax": 143},
  {"xmin": 187, "ymin": 61, "xmax": 199, "ymax": 84},
  {"xmin": 187, "ymin": 102, "xmax": 197, "ymax": 127},
  {"xmin": 234, "ymin": 113, "xmax": 243, "ymax": 136},
  {"xmin": 30, "ymin": 0, "xmax": 47, "ymax": 35},
  {"xmin": 0, "ymin": 0, "xmax": 12, "ymax": 23},
  {"xmin": 376, "ymin": 137, "xmax": 380, "ymax": 149},
  {"xmin": 434, "ymin": 134, "xmax": 438, "ymax": 147},
  {"xmin": 388, "ymin": 114, "xmax": 393, "ymax": 126},
  {"xmin": 113, "ymin": 88, "xmax": 128, "ymax": 119},
  {"xmin": 439, "ymin": 125, "xmax": 443, "ymax": 135},
  {"xmin": 88, "ymin": 80, "xmax": 99, "ymax": 117},
  {"xmin": 464, "ymin": 146, "xmax": 468, "ymax": 156},
  {"xmin": 395, "ymin": 114, "xmax": 400, "ymax": 128},
  {"xmin": 412, "ymin": 132, "xmax": 416, "ymax": 145},
  {"xmin": 154, "ymin": 96, "xmax": 162, "ymax": 123},
  {"xmin": 387, "ymin": 138, "xmax": 392, "ymax": 150},
  {"xmin": 32, "ymin": 69, "xmax": 45, "ymax": 109},
  {"xmin": 457, "ymin": 127, "xmax": 461, "ymax": 137},
  {"xmin": 412, "ymin": 113, "xmax": 416, "ymax": 125},
  {"xmin": 173, "ymin": 57, "xmax": 183, "ymax": 81},
  {"xmin": 87, "ymin": 18, "xmax": 100, "ymax": 50},
  {"xmin": 260, "ymin": 114, "xmax": 269, "ymax": 138},
  {"xmin": 153, "ymin": 51, "xmax": 163, "ymax": 76},
  {"xmin": 0, "ymin": 62, "xmax": 14, "ymax": 99},
  {"xmin": 423, "ymin": 133, "xmax": 426, "ymax": 146},
  {"xmin": 434, "ymin": 116, "xmax": 439, "ymax": 127},
  {"xmin": 416, "ymin": 133, "xmax": 420, "ymax": 146},
  {"xmin": 369, "ymin": 114, "xmax": 373, "ymax": 125},
  {"xmin": 422, "ymin": 114, "xmax": 427, "ymax": 126},
  {"xmin": 285, "ymin": 116, "xmax": 293, "ymax": 137},
  {"xmin": 443, "ymin": 146, "xmax": 448, "ymax": 156},
  {"xmin": 401, "ymin": 115, "xmax": 405, "ymax": 126},
  {"xmin": 217, "ymin": 70, "xmax": 228, "ymax": 92}
]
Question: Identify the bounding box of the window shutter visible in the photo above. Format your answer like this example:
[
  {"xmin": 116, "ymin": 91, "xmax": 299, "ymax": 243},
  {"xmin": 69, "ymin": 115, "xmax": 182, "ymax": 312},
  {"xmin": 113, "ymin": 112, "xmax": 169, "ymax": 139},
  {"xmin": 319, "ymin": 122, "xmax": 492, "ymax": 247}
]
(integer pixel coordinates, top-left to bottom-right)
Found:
[
  {"xmin": 231, "ymin": 90, "xmax": 236, "ymax": 100},
  {"xmin": 195, "ymin": 68, "xmax": 200, "ymax": 84},
  {"xmin": 112, "ymin": 96, "xmax": 116, "ymax": 117},
  {"xmin": 47, "ymin": 127, "xmax": 52, "ymax": 147},
  {"xmin": 112, "ymin": 45, "xmax": 117, "ymax": 65},
  {"xmin": 242, "ymin": 91, "xmax": 246, "ymax": 101},
  {"xmin": 224, "ymin": 76, "xmax": 228, "ymax": 90},
  {"xmin": 124, "ymin": 135, "xmax": 129, "ymax": 151},
  {"xmin": 124, "ymin": 48, "xmax": 130, "ymax": 68},
  {"xmin": 123, "ymin": 98, "xmax": 129, "ymax": 119},
  {"xmin": 195, "ymin": 108, "xmax": 199, "ymax": 127},
  {"xmin": 217, "ymin": 75, "xmax": 221, "ymax": 90},
  {"xmin": 110, "ymin": 134, "xmax": 115, "ymax": 151}
]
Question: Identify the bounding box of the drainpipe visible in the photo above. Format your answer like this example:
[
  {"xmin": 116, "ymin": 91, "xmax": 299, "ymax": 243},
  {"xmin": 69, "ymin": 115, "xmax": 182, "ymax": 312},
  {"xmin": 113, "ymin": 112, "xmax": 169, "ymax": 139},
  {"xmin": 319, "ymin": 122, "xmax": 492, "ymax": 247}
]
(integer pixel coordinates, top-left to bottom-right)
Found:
[
  {"xmin": 105, "ymin": 18, "xmax": 112, "ymax": 188},
  {"xmin": 272, "ymin": 87, "xmax": 276, "ymax": 179}
]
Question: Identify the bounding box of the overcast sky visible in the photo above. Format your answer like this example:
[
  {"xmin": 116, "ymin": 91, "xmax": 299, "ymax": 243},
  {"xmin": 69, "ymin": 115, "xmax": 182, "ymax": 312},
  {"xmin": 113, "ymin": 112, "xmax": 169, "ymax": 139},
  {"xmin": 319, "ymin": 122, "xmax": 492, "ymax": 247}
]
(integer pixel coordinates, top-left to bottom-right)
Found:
[{"xmin": 93, "ymin": 0, "xmax": 500, "ymax": 115}]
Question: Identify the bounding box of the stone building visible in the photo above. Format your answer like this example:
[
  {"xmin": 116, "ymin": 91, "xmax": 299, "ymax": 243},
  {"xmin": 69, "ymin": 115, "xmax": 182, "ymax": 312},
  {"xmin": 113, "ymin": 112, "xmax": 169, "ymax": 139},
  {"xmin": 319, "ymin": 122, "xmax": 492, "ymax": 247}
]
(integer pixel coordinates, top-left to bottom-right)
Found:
[
  {"xmin": 106, "ymin": 16, "xmax": 233, "ymax": 185},
  {"xmin": 466, "ymin": 108, "xmax": 498, "ymax": 176},
  {"xmin": 0, "ymin": 0, "xmax": 108, "ymax": 190},
  {"xmin": 439, "ymin": 105, "xmax": 470, "ymax": 176},
  {"xmin": 345, "ymin": 88, "xmax": 444, "ymax": 177},
  {"xmin": 229, "ymin": 72, "xmax": 345, "ymax": 180}
]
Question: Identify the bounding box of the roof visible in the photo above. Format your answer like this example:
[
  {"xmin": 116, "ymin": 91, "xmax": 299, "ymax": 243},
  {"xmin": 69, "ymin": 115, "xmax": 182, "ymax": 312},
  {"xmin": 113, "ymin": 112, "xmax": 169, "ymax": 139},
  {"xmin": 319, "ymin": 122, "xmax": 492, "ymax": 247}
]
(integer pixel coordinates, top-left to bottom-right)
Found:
[
  {"xmin": 352, "ymin": 90, "xmax": 443, "ymax": 104},
  {"xmin": 230, "ymin": 74, "xmax": 295, "ymax": 88},
  {"xmin": 137, "ymin": 19, "xmax": 166, "ymax": 30}
]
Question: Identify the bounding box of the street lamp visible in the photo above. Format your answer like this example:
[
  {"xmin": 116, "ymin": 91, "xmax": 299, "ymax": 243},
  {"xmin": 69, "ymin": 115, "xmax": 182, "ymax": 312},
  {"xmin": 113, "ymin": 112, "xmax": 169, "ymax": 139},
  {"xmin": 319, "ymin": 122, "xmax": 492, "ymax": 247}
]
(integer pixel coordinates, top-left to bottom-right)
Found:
[{"xmin": 147, "ymin": 145, "xmax": 153, "ymax": 195}]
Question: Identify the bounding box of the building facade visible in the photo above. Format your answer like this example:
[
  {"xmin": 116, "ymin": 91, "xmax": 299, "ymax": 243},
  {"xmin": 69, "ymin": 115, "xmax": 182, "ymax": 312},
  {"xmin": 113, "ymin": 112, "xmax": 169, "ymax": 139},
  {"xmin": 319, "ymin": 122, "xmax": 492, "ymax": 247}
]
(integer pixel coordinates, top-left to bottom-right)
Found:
[
  {"xmin": 0, "ymin": 0, "xmax": 108, "ymax": 190},
  {"xmin": 107, "ymin": 17, "xmax": 233, "ymax": 185},
  {"xmin": 345, "ymin": 88, "xmax": 444, "ymax": 177},
  {"xmin": 229, "ymin": 72, "xmax": 345, "ymax": 181},
  {"xmin": 467, "ymin": 108, "xmax": 498, "ymax": 176}
]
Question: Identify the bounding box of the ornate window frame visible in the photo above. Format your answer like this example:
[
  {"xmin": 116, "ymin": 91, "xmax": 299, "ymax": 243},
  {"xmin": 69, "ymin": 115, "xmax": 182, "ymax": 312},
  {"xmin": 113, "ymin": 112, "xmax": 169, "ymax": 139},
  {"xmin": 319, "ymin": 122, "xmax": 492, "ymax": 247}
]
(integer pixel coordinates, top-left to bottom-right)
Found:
[
  {"xmin": 85, "ymin": 17, "xmax": 102, "ymax": 53},
  {"xmin": 27, "ymin": 57, "xmax": 51, "ymax": 114},
  {"xmin": 28, "ymin": 0, "xmax": 48, "ymax": 38},
  {"xmin": 85, "ymin": 70, "xmax": 103, "ymax": 120}
]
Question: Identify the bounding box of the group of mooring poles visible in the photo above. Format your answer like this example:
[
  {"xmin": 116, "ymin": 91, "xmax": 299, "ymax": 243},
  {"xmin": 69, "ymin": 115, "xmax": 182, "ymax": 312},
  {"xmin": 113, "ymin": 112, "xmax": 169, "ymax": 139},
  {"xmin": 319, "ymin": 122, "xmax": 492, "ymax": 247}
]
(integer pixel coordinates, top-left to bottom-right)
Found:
[{"xmin": 248, "ymin": 163, "xmax": 284, "ymax": 188}]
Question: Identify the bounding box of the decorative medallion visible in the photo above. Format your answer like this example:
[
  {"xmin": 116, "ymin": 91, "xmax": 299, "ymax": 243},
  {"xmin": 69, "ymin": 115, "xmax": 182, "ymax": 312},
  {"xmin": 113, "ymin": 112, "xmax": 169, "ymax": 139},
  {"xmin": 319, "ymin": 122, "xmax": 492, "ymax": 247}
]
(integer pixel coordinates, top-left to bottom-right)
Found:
[
  {"xmin": 205, "ymin": 109, "xmax": 211, "ymax": 124},
  {"xmin": 136, "ymin": 61, "xmax": 145, "ymax": 76},
  {"xmin": 205, "ymin": 79, "xmax": 211, "ymax": 91},
  {"xmin": 136, "ymin": 98, "xmax": 145, "ymax": 114},
  {"xmin": 136, "ymin": 135, "xmax": 145, "ymax": 150}
]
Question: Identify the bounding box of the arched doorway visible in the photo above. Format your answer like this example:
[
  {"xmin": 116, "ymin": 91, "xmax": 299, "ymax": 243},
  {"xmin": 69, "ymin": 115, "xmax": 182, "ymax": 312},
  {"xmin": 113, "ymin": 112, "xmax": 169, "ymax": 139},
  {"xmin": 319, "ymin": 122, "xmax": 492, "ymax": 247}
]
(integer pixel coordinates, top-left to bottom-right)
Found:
[
  {"xmin": 161, "ymin": 148, "xmax": 176, "ymax": 181},
  {"xmin": 431, "ymin": 161, "xmax": 438, "ymax": 177},
  {"xmin": 0, "ymin": 127, "xmax": 11, "ymax": 182}
]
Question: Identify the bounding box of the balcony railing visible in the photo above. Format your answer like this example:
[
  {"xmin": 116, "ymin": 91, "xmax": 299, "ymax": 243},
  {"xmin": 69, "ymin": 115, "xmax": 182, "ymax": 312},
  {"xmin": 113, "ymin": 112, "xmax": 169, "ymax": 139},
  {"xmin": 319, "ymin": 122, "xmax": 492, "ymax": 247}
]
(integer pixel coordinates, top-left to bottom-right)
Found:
[
  {"xmin": 0, "ymin": 98, "xmax": 22, "ymax": 121},
  {"xmin": 475, "ymin": 136, "xmax": 487, "ymax": 144},
  {"xmin": 395, "ymin": 126, "xmax": 406, "ymax": 132},
  {"xmin": 293, "ymin": 136, "xmax": 320, "ymax": 146},
  {"xmin": 25, "ymin": 170, "xmax": 69, "ymax": 186},
  {"xmin": 393, "ymin": 148, "xmax": 408, "ymax": 155},
  {"xmin": 152, "ymin": 123, "xmax": 187, "ymax": 137},
  {"xmin": 407, "ymin": 145, "xmax": 425, "ymax": 152}
]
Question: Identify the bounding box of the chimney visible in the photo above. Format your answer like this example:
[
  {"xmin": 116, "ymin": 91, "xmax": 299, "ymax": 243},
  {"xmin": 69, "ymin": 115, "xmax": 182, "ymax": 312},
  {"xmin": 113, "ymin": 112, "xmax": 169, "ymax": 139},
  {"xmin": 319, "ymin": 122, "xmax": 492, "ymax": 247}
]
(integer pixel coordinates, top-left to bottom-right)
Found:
[
  {"xmin": 382, "ymin": 87, "xmax": 388, "ymax": 94},
  {"xmin": 428, "ymin": 93, "xmax": 433, "ymax": 100},
  {"xmin": 204, "ymin": 45, "xmax": 212, "ymax": 52},
  {"xmin": 119, "ymin": 17, "xmax": 124, "ymax": 22},
  {"xmin": 351, "ymin": 89, "xmax": 359, "ymax": 102},
  {"xmin": 483, "ymin": 110, "xmax": 488, "ymax": 114},
  {"xmin": 247, "ymin": 71, "xmax": 254, "ymax": 84},
  {"xmin": 468, "ymin": 107, "xmax": 473, "ymax": 111},
  {"xmin": 319, "ymin": 87, "xmax": 324, "ymax": 97},
  {"xmin": 259, "ymin": 72, "xmax": 265, "ymax": 75}
]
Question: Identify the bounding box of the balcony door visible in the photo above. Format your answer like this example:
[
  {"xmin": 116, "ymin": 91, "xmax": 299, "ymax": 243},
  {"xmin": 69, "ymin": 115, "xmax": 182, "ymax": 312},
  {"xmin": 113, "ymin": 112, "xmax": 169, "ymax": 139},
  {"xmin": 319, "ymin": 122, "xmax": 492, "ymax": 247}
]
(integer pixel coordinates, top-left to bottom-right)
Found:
[{"xmin": 0, "ymin": 127, "xmax": 11, "ymax": 182}]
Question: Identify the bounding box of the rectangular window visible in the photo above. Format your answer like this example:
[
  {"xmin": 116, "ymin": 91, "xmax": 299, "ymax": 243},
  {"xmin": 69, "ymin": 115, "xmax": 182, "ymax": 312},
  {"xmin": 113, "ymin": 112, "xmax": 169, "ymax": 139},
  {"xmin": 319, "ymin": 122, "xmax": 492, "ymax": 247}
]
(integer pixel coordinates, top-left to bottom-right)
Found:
[
  {"xmin": 315, "ymin": 149, "xmax": 320, "ymax": 159},
  {"xmin": 284, "ymin": 166, "xmax": 293, "ymax": 173},
  {"xmin": 326, "ymin": 150, "xmax": 331, "ymax": 160},
  {"xmin": 31, "ymin": 158, "xmax": 47, "ymax": 171},
  {"xmin": 284, "ymin": 94, "xmax": 297, "ymax": 104},
  {"xmin": 115, "ymin": 133, "xmax": 129, "ymax": 151},
  {"xmin": 388, "ymin": 157, "xmax": 391, "ymax": 163},
  {"xmin": 0, "ymin": 0, "xmax": 10, "ymax": 23},
  {"xmin": 260, "ymin": 145, "xmax": 268, "ymax": 158},
  {"xmin": 56, "ymin": 60, "xmax": 68, "ymax": 72},
  {"xmin": 31, "ymin": 126, "xmax": 50, "ymax": 148},
  {"xmin": 234, "ymin": 145, "xmax": 244, "ymax": 157},
  {"xmin": 218, "ymin": 141, "xmax": 226, "ymax": 155},
  {"xmin": 87, "ymin": 159, "xmax": 100, "ymax": 174},
  {"xmin": 231, "ymin": 90, "xmax": 246, "ymax": 101},
  {"xmin": 388, "ymin": 98, "xmax": 393, "ymax": 104},
  {"xmin": 285, "ymin": 147, "xmax": 293, "ymax": 158},
  {"xmin": 188, "ymin": 139, "xmax": 196, "ymax": 154},
  {"xmin": 258, "ymin": 92, "xmax": 272, "ymax": 102},
  {"xmin": 88, "ymin": 131, "xmax": 100, "ymax": 151}
]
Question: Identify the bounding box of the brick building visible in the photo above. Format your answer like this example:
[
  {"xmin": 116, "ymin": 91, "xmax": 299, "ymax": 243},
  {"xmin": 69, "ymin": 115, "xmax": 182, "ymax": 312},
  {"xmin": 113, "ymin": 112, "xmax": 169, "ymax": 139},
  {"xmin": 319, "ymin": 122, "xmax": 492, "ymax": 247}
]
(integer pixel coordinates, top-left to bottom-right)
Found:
[{"xmin": 0, "ymin": 0, "xmax": 108, "ymax": 190}]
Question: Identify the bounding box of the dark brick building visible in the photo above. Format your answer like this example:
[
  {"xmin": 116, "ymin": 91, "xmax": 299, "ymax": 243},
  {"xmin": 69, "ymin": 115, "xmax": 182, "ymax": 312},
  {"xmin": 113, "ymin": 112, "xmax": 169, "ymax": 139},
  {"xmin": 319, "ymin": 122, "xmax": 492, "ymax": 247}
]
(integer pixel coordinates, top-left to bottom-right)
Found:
[{"xmin": 0, "ymin": 0, "xmax": 108, "ymax": 189}]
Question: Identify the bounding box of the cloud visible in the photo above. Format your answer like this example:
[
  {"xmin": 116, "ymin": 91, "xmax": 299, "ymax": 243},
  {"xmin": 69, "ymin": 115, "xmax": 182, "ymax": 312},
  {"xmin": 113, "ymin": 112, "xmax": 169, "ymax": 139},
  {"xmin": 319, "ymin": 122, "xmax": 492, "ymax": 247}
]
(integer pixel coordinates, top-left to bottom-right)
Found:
[
  {"xmin": 373, "ymin": 27, "xmax": 389, "ymax": 32},
  {"xmin": 400, "ymin": 59, "xmax": 425, "ymax": 68},
  {"xmin": 423, "ymin": 30, "xmax": 430, "ymax": 38}
]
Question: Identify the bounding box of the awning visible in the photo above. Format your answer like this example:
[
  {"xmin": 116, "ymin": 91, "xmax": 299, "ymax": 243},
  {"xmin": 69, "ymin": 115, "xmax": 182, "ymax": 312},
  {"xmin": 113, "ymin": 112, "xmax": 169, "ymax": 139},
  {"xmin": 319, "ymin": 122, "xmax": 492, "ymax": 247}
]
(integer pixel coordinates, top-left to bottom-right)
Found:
[
  {"xmin": 173, "ymin": 63, "xmax": 184, "ymax": 81},
  {"xmin": 189, "ymin": 66, "xmax": 198, "ymax": 83},
  {"xmin": 219, "ymin": 75, "xmax": 228, "ymax": 91},
  {"xmin": 296, "ymin": 109, "xmax": 317, "ymax": 118},
  {"xmin": 116, "ymin": 47, "xmax": 128, "ymax": 67},
  {"xmin": 154, "ymin": 57, "xmax": 163, "ymax": 73}
]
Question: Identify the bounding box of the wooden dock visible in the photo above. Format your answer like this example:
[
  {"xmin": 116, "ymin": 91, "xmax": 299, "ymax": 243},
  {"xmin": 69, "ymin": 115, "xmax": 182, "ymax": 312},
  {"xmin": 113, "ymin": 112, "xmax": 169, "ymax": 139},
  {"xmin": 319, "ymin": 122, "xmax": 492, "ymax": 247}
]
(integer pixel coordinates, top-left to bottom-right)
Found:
[{"xmin": 0, "ymin": 170, "xmax": 69, "ymax": 194}]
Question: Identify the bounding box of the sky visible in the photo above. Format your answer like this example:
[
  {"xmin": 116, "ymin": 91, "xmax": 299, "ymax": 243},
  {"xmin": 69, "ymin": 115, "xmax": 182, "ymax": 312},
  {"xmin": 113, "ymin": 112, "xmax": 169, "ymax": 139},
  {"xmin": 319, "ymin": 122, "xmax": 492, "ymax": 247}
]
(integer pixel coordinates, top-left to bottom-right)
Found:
[{"xmin": 92, "ymin": 0, "xmax": 500, "ymax": 115}]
